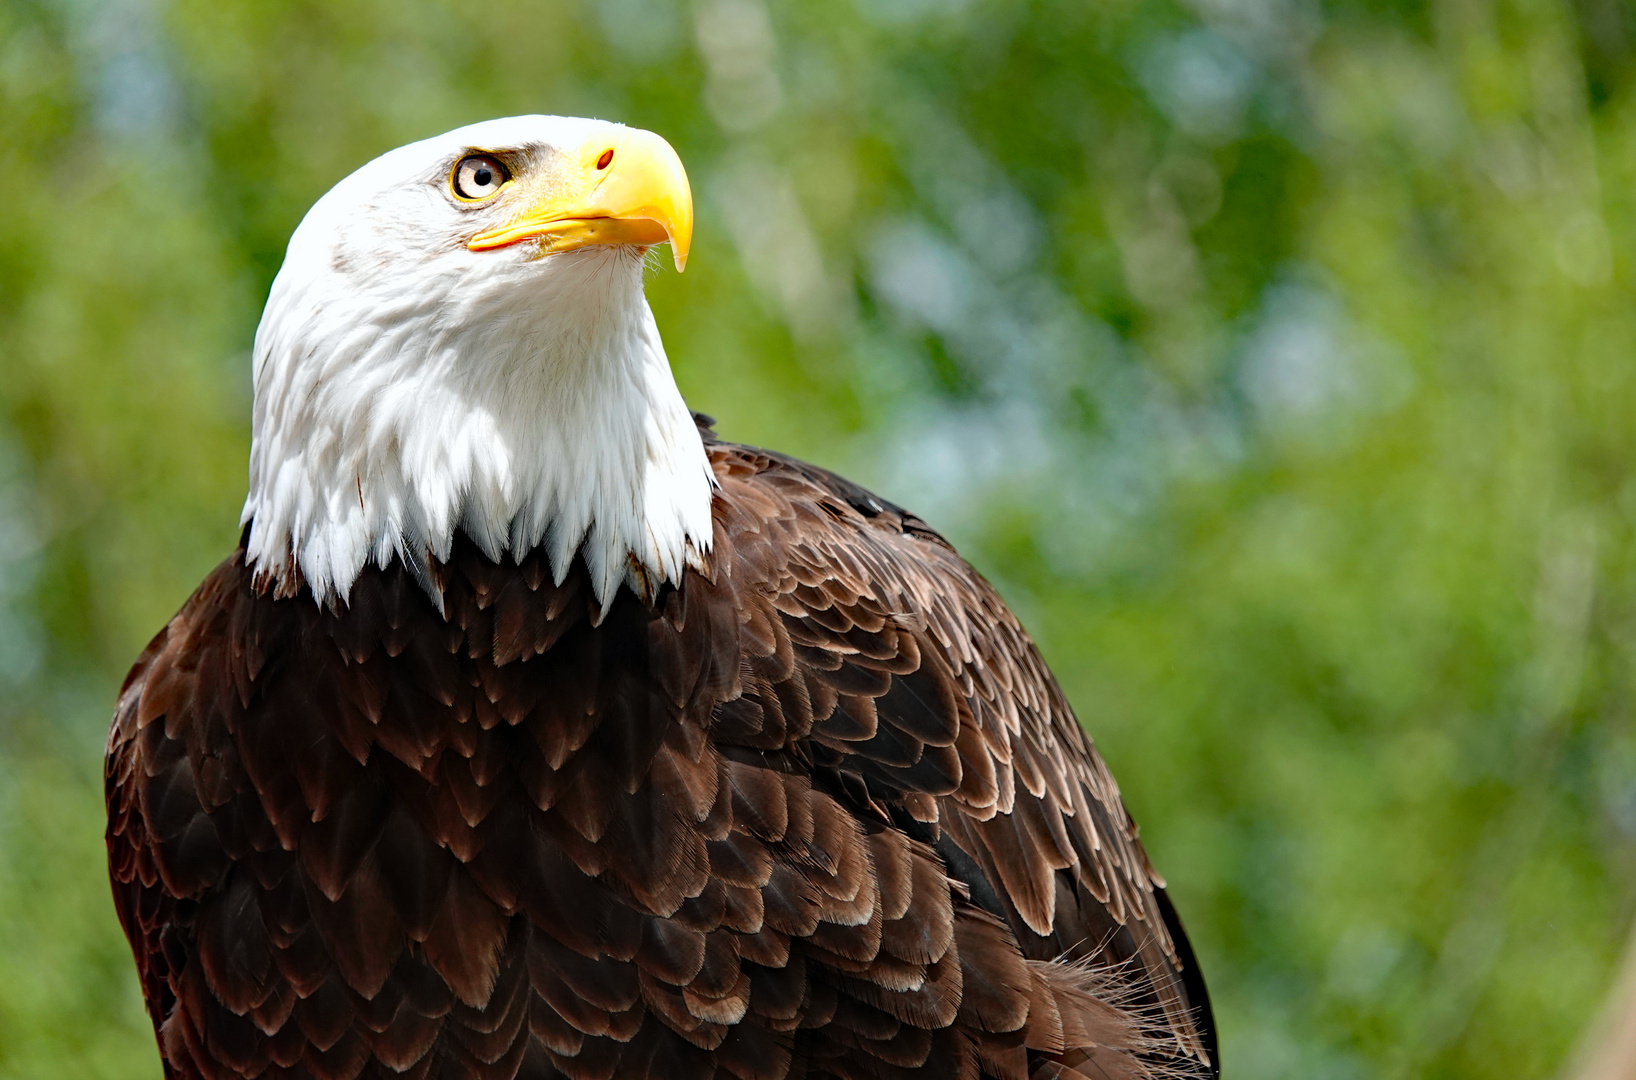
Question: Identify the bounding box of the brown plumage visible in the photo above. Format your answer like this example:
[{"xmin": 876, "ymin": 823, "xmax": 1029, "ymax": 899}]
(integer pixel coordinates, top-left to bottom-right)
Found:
[{"xmin": 107, "ymin": 419, "xmax": 1218, "ymax": 1080}]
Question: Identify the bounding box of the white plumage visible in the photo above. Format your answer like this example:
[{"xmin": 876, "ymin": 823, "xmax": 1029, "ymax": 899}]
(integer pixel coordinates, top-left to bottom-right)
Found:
[{"xmin": 240, "ymin": 116, "xmax": 714, "ymax": 612}]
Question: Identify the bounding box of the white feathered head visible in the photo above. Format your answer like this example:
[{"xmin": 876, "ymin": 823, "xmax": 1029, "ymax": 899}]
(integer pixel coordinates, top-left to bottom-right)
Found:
[{"xmin": 241, "ymin": 116, "xmax": 713, "ymax": 612}]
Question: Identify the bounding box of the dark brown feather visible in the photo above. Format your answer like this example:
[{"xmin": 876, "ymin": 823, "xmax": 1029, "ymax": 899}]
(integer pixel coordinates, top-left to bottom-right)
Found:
[{"xmin": 106, "ymin": 422, "xmax": 1215, "ymax": 1080}]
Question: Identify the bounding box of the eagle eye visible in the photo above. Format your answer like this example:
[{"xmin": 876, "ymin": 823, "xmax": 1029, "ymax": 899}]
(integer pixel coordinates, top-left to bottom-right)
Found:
[{"xmin": 452, "ymin": 154, "xmax": 510, "ymax": 200}]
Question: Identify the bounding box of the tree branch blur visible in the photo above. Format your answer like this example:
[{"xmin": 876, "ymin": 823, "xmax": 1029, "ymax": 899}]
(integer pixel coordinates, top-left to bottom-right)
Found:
[{"xmin": 1564, "ymin": 923, "xmax": 1636, "ymax": 1080}]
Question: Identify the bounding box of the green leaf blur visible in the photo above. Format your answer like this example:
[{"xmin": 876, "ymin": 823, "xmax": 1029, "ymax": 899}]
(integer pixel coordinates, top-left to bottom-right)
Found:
[{"xmin": 1, "ymin": 0, "xmax": 1633, "ymax": 1075}]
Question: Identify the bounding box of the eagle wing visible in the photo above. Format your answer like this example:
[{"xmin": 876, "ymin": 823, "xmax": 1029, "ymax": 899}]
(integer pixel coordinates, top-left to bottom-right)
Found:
[{"xmin": 702, "ymin": 436, "xmax": 1217, "ymax": 1070}]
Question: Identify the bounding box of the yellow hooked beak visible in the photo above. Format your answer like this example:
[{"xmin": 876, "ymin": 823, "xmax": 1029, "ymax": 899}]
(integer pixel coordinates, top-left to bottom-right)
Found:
[{"xmin": 466, "ymin": 127, "xmax": 693, "ymax": 272}]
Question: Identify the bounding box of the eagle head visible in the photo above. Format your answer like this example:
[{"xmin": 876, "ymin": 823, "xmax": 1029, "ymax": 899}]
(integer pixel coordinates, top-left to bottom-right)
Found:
[{"xmin": 241, "ymin": 116, "xmax": 714, "ymax": 613}]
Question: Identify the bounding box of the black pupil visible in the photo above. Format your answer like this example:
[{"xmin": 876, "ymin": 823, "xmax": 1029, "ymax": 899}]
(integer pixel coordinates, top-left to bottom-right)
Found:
[{"xmin": 473, "ymin": 165, "xmax": 492, "ymax": 188}]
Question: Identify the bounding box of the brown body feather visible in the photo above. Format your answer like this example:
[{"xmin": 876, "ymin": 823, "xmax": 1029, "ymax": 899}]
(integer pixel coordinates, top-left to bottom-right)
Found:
[{"xmin": 107, "ymin": 421, "xmax": 1217, "ymax": 1080}]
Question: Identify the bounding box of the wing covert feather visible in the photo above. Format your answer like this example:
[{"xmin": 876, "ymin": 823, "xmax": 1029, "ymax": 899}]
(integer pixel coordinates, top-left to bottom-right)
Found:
[{"xmin": 705, "ymin": 438, "xmax": 1214, "ymax": 1068}]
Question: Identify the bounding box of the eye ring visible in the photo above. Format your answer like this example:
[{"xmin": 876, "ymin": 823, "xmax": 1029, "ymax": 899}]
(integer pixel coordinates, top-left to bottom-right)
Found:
[{"xmin": 452, "ymin": 154, "xmax": 510, "ymax": 201}]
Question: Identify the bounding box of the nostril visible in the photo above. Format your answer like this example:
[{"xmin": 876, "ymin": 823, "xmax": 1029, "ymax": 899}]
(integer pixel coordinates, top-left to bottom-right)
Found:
[{"xmin": 596, "ymin": 149, "xmax": 614, "ymax": 170}]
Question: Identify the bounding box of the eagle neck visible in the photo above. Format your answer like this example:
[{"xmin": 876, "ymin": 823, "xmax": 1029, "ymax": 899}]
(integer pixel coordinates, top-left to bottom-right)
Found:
[{"xmin": 241, "ymin": 250, "xmax": 716, "ymax": 614}]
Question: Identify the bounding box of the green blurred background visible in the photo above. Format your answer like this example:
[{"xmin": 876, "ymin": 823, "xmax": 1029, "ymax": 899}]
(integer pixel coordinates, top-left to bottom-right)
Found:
[{"xmin": 2, "ymin": 0, "xmax": 1634, "ymax": 1075}]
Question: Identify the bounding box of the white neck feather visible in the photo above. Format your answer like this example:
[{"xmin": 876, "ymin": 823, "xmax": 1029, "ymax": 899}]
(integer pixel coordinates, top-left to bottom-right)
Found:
[{"xmin": 241, "ymin": 246, "xmax": 715, "ymax": 613}]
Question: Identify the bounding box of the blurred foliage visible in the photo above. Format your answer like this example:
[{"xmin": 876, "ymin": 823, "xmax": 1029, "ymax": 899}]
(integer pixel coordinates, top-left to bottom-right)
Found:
[{"xmin": 1, "ymin": 0, "xmax": 1635, "ymax": 1075}]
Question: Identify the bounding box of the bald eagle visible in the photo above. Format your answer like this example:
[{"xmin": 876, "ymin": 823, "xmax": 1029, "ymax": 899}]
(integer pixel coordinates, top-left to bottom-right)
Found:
[{"xmin": 105, "ymin": 116, "xmax": 1217, "ymax": 1080}]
